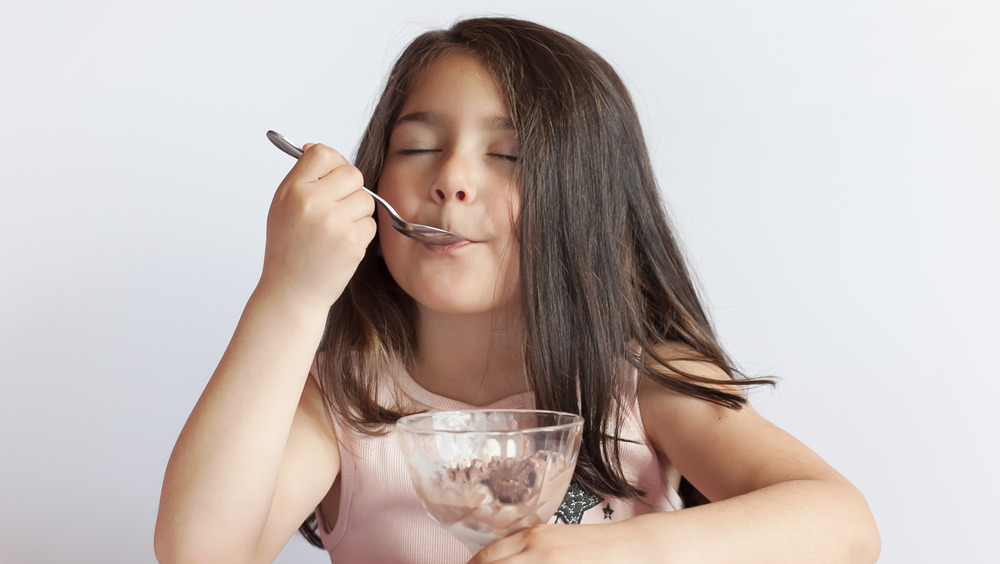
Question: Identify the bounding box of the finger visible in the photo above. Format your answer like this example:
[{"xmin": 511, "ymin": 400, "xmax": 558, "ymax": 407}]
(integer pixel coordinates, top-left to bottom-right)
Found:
[
  {"xmin": 312, "ymin": 163, "xmax": 366, "ymax": 201},
  {"xmin": 337, "ymin": 189, "xmax": 377, "ymax": 222},
  {"xmin": 468, "ymin": 532, "xmax": 528, "ymax": 563},
  {"xmin": 291, "ymin": 143, "xmax": 351, "ymax": 184},
  {"xmin": 357, "ymin": 216, "xmax": 378, "ymax": 245}
]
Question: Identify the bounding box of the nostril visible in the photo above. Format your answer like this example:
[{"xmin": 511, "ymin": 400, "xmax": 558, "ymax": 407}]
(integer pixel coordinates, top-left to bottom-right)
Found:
[
  {"xmin": 435, "ymin": 189, "xmax": 446, "ymax": 200},
  {"xmin": 456, "ymin": 191, "xmax": 466, "ymax": 201}
]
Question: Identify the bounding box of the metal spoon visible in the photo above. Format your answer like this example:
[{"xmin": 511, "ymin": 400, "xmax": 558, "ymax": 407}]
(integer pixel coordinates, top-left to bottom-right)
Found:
[{"xmin": 266, "ymin": 130, "xmax": 466, "ymax": 245}]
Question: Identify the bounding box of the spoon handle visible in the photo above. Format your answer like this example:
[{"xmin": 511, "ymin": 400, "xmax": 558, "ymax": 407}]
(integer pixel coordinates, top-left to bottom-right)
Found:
[{"xmin": 265, "ymin": 130, "xmax": 405, "ymax": 219}]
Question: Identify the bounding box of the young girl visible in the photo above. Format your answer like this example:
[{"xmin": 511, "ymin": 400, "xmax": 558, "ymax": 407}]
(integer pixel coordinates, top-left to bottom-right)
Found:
[{"xmin": 155, "ymin": 17, "xmax": 880, "ymax": 564}]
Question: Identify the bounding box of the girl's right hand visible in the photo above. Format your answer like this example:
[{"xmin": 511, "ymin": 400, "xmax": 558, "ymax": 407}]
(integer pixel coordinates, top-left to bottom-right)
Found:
[{"xmin": 259, "ymin": 143, "xmax": 377, "ymax": 309}]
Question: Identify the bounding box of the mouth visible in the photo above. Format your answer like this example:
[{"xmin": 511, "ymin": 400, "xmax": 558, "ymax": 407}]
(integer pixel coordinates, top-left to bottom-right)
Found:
[{"xmin": 423, "ymin": 239, "xmax": 474, "ymax": 254}]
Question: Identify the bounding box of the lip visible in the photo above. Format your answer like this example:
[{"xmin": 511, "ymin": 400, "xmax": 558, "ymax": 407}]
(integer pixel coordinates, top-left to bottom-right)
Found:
[{"xmin": 422, "ymin": 239, "xmax": 474, "ymax": 254}]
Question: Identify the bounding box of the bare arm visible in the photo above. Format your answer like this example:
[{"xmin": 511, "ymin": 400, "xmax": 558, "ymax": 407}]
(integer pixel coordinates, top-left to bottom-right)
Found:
[
  {"xmin": 155, "ymin": 144, "xmax": 376, "ymax": 563},
  {"xmin": 629, "ymin": 359, "xmax": 881, "ymax": 563},
  {"xmin": 470, "ymin": 350, "xmax": 880, "ymax": 563},
  {"xmin": 155, "ymin": 289, "xmax": 338, "ymax": 563}
]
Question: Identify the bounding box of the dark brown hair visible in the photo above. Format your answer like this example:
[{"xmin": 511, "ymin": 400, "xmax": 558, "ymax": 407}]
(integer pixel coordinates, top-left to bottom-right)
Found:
[{"xmin": 299, "ymin": 16, "xmax": 772, "ymax": 546}]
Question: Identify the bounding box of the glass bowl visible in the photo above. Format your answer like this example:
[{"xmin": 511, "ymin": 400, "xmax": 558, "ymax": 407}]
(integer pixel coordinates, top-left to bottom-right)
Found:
[{"xmin": 397, "ymin": 409, "xmax": 584, "ymax": 553}]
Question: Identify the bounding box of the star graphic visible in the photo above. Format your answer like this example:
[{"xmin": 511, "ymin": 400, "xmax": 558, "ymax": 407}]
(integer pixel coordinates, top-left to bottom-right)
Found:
[
  {"xmin": 553, "ymin": 482, "xmax": 603, "ymax": 524},
  {"xmin": 602, "ymin": 502, "xmax": 614, "ymax": 520}
]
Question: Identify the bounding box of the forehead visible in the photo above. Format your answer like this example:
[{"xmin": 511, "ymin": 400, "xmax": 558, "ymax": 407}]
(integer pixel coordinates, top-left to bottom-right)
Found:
[{"xmin": 396, "ymin": 53, "xmax": 510, "ymax": 121}]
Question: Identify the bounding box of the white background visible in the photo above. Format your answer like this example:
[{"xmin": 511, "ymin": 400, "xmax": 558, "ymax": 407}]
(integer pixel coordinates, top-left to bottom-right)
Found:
[{"xmin": 1, "ymin": 1, "xmax": 997, "ymax": 562}]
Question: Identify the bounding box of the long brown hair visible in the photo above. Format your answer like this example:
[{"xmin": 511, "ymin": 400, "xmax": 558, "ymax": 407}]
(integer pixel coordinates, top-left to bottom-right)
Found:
[{"xmin": 299, "ymin": 17, "xmax": 772, "ymax": 546}]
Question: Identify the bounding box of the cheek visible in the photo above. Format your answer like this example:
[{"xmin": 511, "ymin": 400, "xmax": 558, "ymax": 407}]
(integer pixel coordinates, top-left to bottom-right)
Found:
[
  {"xmin": 507, "ymin": 180, "xmax": 522, "ymax": 223},
  {"xmin": 492, "ymin": 227, "xmax": 521, "ymax": 291},
  {"xmin": 377, "ymin": 211, "xmax": 409, "ymax": 274},
  {"xmin": 373, "ymin": 167, "xmax": 404, "ymax": 206},
  {"xmin": 377, "ymin": 159, "xmax": 424, "ymax": 201},
  {"xmin": 502, "ymin": 188, "xmax": 522, "ymax": 245},
  {"xmin": 378, "ymin": 242, "xmax": 412, "ymax": 299},
  {"xmin": 378, "ymin": 218, "xmax": 404, "ymax": 260}
]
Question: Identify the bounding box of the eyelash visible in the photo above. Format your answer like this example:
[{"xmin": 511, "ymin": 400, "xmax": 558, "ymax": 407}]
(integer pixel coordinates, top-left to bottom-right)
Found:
[{"xmin": 398, "ymin": 149, "xmax": 518, "ymax": 162}]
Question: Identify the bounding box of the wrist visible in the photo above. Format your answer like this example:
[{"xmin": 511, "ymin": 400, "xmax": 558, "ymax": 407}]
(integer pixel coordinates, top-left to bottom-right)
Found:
[
  {"xmin": 247, "ymin": 280, "xmax": 333, "ymax": 332},
  {"xmin": 252, "ymin": 275, "xmax": 338, "ymax": 317}
]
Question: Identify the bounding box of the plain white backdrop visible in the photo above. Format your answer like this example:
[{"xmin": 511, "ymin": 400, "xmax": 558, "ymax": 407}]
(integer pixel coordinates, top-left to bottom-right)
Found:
[{"xmin": 1, "ymin": 1, "xmax": 997, "ymax": 562}]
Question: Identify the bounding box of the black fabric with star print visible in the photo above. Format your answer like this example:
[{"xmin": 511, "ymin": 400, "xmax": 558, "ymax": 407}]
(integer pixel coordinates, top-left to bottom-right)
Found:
[{"xmin": 553, "ymin": 481, "xmax": 604, "ymax": 524}]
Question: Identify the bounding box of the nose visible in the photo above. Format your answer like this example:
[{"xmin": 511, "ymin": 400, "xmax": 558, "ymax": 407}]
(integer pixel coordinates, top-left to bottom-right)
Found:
[{"xmin": 431, "ymin": 150, "xmax": 476, "ymax": 203}]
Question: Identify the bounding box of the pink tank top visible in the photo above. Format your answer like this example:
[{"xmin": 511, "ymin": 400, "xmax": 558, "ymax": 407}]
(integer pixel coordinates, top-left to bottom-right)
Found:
[{"xmin": 312, "ymin": 358, "xmax": 681, "ymax": 563}]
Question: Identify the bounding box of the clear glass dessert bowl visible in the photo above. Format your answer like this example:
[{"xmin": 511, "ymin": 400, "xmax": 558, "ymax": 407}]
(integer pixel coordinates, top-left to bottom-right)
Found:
[{"xmin": 396, "ymin": 409, "xmax": 584, "ymax": 553}]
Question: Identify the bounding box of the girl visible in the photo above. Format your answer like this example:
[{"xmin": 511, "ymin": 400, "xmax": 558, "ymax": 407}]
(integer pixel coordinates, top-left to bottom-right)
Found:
[{"xmin": 155, "ymin": 17, "xmax": 880, "ymax": 564}]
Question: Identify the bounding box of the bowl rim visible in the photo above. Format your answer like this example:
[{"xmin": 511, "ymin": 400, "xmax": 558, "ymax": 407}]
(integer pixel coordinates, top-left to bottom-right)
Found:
[{"xmin": 396, "ymin": 409, "xmax": 584, "ymax": 435}]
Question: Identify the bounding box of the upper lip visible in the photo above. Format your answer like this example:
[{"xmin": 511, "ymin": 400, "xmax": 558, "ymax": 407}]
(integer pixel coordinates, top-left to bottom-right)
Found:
[
  {"xmin": 427, "ymin": 223, "xmax": 478, "ymax": 242},
  {"xmin": 425, "ymin": 237, "xmax": 476, "ymax": 246}
]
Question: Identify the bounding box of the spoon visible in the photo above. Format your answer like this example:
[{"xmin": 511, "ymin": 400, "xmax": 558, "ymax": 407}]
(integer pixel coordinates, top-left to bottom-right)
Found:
[{"xmin": 266, "ymin": 130, "xmax": 466, "ymax": 245}]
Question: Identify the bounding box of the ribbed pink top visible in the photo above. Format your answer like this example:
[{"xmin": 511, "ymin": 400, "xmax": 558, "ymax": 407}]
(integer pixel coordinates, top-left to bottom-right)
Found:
[{"xmin": 312, "ymin": 358, "xmax": 681, "ymax": 563}]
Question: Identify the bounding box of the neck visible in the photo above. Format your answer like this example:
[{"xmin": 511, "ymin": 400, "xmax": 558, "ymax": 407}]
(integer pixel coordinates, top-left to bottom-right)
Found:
[{"xmin": 411, "ymin": 306, "xmax": 528, "ymax": 406}]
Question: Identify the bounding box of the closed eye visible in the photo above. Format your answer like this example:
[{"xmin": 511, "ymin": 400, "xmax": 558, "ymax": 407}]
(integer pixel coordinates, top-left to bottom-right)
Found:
[
  {"xmin": 489, "ymin": 153, "xmax": 518, "ymax": 163},
  {"xmin": 398, "ymin": 148, "xmax": 441, "ymax": 155}
]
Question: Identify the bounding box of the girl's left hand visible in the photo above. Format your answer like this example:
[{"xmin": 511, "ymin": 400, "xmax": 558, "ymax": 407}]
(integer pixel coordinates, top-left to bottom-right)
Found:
[{"xmin": 468, "ymin": 523, "xmax": 645, "ymax": 564}]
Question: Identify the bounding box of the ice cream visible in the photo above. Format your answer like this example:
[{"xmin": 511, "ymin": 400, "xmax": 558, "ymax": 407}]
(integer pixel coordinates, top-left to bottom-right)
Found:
[
  {"xmin": 413, "ymin": 450, "xmax": 574, "ymax": 552},
  {"xmin": 448, "ymin": 450, "xmax": 548, "ymax": 503}
]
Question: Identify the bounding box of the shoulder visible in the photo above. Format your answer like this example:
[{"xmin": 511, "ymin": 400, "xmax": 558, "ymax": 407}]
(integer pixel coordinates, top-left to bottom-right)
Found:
[
  {"xmin": 637, "ymin": 341, "xmax": 738, "ymax": 409},
  {"xmin": 638, "ymin": 341, "xmax": 736, "ymax": 421},
  {"xmin": 637, "ymin": 341, "xmax": 740, "ymax": 460},
  {"xmin": 637, "ymin": 342, "xmax": 839, "ymax": 502},
  {"xmin": 640, "ymin": 341, "xmax": 733, "ymax": 379}
]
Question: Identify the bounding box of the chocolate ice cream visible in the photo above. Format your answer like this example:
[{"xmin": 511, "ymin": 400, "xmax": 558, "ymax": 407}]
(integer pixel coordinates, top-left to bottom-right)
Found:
[{"xmin": 445, "ymin": 451, "xmax": 551, "ymax": 493}]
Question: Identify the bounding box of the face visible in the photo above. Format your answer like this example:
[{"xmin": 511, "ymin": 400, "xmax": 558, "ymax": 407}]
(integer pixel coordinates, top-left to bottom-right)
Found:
[{"xmin": 377, "ymin": 53, "xmax": 522, "ymax": 319}]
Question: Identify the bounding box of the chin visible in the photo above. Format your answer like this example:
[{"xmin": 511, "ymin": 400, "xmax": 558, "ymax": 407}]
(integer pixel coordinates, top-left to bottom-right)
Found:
[
  {"xmin": 412, "ymin": 288, "xmax": 521, "ymax": 319},
  {"xmin": 416, "ymin": 298, "xmax": 508, "ymax": 317}
]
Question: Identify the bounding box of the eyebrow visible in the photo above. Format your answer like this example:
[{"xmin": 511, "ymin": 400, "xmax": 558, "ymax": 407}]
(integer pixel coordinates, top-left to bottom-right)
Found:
[
  {"xmin": 393, "ymin": 111, "xmax": 515, "ymax": 132},
  {"xmin": 483, "ymin": 115, "xmax": 515, "ymax": 132},
  {"xmin": 394, "ymin": 111, "xmax": 436, "ymax": 127}
]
